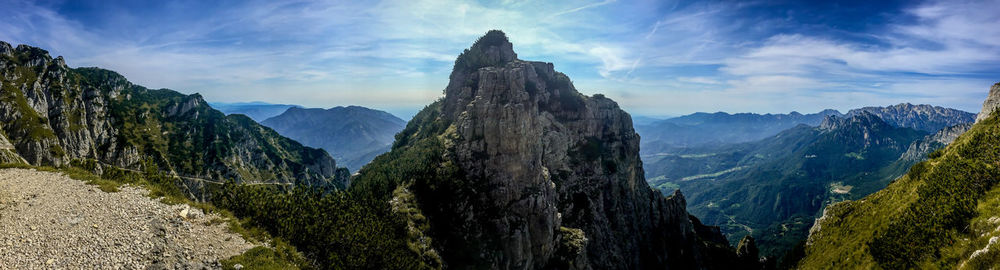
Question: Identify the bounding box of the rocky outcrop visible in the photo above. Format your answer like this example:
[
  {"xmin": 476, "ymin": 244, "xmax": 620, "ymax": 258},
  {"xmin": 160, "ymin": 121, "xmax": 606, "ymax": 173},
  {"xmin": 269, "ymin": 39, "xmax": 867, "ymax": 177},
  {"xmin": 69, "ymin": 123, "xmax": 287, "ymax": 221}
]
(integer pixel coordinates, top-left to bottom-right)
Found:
[
  {"xmin": 0, "ymin": 41, "xmax": 348, "ymax": 194},
  {"xmin": 976, "ymin": 82, "xmax": 1000, "ymax": 123},
  {"xmin": 358, "ymin": 30, "xmax": 747, "ymax": 269},
  {"xmin": 899, "ymin": 122, "xmax": 972, "ymax": 161},
  {"xmin": 847, "ymin": 103, "xmax": 975, "ymax": 132},
  {"xmin": 0, "ymin": 131, "xmax": 26, "ymax": 164}
]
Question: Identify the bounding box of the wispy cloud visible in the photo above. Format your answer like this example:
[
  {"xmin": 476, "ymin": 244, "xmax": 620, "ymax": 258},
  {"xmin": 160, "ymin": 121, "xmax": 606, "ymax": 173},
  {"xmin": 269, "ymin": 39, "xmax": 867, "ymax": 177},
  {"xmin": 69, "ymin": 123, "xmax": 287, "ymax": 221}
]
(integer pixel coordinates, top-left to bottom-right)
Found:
[{"xmin": 0, "ymin": 0, "xmax": 997, "ymax": 117}]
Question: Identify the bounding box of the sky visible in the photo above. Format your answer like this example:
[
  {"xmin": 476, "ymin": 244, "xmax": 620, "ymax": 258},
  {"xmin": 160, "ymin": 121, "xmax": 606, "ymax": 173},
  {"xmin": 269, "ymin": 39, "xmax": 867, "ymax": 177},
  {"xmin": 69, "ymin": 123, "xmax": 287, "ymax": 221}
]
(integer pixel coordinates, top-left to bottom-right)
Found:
[{"xmin": 1, "ymin": 0, "xmax": 999, "ymax": 119}]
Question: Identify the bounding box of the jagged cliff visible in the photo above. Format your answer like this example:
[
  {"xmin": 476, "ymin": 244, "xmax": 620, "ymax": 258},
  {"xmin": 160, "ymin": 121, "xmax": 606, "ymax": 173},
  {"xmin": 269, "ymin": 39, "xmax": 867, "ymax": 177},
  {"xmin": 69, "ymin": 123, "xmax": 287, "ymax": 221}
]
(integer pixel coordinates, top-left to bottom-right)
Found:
[
  {"xmin": 899, "ymin": 122, "xmax": 972, "ymax": 162},
  {"xmin": 976, "ymin": 82, "xmax": 1000, "ymax": 123},
  {"xmin": 353, "ymin": 30, "xmax": 752, "ymax": 269},
  {"xmin": 0, "ymin": 131, "xmax": 25, "ymax": 164},
  {"xmin": 0, "ymin": 41, "xmax": 347, "ymax": 193}
]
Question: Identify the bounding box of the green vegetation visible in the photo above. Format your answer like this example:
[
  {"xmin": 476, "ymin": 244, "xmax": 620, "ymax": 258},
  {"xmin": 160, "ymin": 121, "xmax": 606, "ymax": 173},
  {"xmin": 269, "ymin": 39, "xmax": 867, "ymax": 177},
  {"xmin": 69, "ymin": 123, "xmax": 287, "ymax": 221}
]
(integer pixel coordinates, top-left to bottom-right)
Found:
[
  {"xmin": 645, "ymin": 115, "xmax": 927, "ymax": 261},
  {"xmin": 800, "ymin": 111, "xmax": 1000, "ymax": 269},
  {"xmin": 207, "ymin": 101, "xmax": 459, "ymax": 269},
  {"xmin": 221, "ymin": 240, "xmax": 311, "ymax": 270}
]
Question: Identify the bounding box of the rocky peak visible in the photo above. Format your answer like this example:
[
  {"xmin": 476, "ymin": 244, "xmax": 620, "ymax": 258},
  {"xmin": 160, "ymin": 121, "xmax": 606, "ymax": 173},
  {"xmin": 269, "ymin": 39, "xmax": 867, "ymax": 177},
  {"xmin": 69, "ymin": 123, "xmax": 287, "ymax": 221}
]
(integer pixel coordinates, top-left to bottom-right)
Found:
[
  {"xmin": 374, "ymin": 30, "xmax": 747, "ymax": 269},
  {"xmin": 976, "ymin": 82, "xmax": 1000, "ymax": 123},
  {"xmin": 847, "ymin": 103, "xmax": 975, "ymax": 132},
  {"xmin": 899, "ymin": 122, "xmax": 973, "ymax": 161},
  {"xmin": 450, "ymin": 30, "xmax": 518, "ymax": 79},
  {"xmin": 0, "ymin": 41, "xmax": 13, "ymax": 57},
  {"xmin": 820, "ymin": 111, "xmax": 889, "ymax": 131}
]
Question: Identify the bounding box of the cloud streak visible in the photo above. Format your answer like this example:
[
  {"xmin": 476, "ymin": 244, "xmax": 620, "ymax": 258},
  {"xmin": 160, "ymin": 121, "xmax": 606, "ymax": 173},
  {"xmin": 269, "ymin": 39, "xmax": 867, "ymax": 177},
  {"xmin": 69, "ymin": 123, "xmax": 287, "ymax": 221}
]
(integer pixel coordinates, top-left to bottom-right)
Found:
[{"xmin": 0, "ymin": 0, "xmax": 997, "ymax": 117}]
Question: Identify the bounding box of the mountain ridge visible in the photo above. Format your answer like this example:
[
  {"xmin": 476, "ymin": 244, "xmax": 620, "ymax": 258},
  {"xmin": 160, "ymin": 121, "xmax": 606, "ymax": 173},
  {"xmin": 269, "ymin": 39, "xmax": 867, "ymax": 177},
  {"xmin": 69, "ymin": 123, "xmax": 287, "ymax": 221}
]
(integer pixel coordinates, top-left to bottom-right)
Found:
[
  {"xmin": 0, "ymin": 40, "xmax": 348, "ymax": 196},
  {"xmin": 846, "ymin": 103, "xmax": 975, "ymax": 132},
  {"xmin": 261, "ymin": 105, "xmax": 406, "ymax": 171},
  {"xmin": 209, "ymin": 101, "xmax": 302, "ymax": 122}
]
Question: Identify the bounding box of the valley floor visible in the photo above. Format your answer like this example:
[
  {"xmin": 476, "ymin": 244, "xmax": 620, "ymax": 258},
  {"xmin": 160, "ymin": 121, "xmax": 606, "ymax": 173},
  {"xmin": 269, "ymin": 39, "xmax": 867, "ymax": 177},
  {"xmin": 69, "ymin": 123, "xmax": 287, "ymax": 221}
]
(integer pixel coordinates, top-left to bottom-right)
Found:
[{"xmin": 0, "ymin": 168, "xmax": 255, "ymax": 269}]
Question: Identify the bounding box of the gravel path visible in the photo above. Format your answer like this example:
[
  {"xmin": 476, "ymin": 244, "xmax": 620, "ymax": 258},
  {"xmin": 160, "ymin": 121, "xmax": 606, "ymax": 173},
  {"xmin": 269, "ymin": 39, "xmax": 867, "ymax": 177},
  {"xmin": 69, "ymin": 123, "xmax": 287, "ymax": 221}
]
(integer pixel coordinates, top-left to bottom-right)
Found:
[{"xmin": 0, "ymin": 168, "xmax": 256, "ymax": 269}]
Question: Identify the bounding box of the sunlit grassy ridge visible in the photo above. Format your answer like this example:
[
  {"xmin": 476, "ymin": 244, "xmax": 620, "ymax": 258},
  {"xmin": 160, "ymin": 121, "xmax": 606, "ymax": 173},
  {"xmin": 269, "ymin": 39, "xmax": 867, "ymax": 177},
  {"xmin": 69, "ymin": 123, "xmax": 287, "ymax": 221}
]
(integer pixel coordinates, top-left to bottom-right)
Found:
[{"xmin": 800, "ymin": 111, "xmax": 1000, "ymax": 269}]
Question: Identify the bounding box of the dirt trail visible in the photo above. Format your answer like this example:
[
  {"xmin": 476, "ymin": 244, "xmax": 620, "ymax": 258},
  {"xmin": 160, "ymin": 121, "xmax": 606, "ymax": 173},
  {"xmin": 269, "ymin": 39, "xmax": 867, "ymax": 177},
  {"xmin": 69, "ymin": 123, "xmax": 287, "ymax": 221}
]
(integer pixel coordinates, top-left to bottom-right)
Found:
[{"xmin": 0, "ymin": 168, "xmax": 255, "ymax": 269}]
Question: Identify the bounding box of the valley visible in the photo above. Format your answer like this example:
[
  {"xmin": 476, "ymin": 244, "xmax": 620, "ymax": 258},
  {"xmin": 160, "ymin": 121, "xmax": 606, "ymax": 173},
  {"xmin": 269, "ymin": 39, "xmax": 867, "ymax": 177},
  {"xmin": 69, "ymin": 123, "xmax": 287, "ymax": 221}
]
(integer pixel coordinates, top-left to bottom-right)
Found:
[{"xmin": 638, "ymin": 105, "xmax": 975, "ymax": 261}]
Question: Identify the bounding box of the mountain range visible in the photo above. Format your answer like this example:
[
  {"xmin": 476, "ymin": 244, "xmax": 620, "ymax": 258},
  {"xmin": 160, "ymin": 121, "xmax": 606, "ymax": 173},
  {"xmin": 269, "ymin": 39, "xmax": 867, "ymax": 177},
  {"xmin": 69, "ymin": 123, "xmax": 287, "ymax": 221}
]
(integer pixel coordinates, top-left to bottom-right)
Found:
[
  {"xmin": 640, "ymin": 103, "xmax": 975, "ymax": 262},
  {"xmin": 260, "ymin": 106, "xmax": 406, "ymax": 171},
  {"xmin": 635, "ymin": 109, "xmax": 842, "ymax": 153},
  {"xmin": 846, "ymin": 103, "xmax": 976, "ymax": 132},
  {"xmin": 209, "ymin": 101, "xmax": 301, "ymax": 122},
  {"xmin": 0, "ymin": 41, "xmax": 349, "ymax": 196}
]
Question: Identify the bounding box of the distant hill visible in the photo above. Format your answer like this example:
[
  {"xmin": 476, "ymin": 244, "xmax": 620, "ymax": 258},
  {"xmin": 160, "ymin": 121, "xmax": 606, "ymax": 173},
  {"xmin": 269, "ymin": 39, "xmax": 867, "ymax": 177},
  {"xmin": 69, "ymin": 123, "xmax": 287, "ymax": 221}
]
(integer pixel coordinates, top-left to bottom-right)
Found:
[
  {"xmin": 630, "ymin": 115, "xmax": 670, "ymax": 126},
  {"xmin": 261, "ymin": 106, "xmax": 406, "ymax": 171},
  {"xmin": 846, "ymin": 103, "xmax": 975, "ymax": 132},
  {"xmin": 636, "ymin": 110, "xmax": 843, "ymax": 153},
  {"xmin": 209, "ymin": 101, "xmax": 301, "ymax": 122}
]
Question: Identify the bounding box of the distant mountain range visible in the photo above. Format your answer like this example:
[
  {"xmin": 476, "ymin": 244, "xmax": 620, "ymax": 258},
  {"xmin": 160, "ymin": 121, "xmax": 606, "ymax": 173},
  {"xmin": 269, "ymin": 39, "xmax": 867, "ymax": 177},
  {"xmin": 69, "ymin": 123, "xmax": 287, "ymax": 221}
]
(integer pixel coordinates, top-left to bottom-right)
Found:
[
  {"xmin": 636, "ymin": 110, "xmax": 843, "ymax": 153},
  {"xmin": 637, "ymin": 104, "xmax": 974, "ymax": 154},
  {"xmin": 800, "ymin": 82, "xmax": 1000, "ymax": 268},
  {"xmin": 846, "ymin": 103, "xmax": 976, "ymax": 132},
  {"xmin": 260, "ymin": 106, "xmax": 406, "ymax": 172},
  {"xmin": 209, "ymin": 101, "xmax": 301, "ymax": 122},
  {"xmin": 640, "ymin": 103, "xmax": 975, "ymax": 262}
]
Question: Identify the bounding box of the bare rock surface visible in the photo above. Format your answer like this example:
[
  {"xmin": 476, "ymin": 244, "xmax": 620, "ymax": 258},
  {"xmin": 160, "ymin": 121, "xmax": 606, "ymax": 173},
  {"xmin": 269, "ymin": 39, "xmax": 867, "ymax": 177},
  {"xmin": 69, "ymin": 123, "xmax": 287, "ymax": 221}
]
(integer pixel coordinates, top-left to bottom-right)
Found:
[
  {"xmin": 0, "ymin": 168, "xmax": 254, "ymax": 269},
  {"xmin": 976, "ymin": 82, "xmax": 1000, "ymax": 123}
]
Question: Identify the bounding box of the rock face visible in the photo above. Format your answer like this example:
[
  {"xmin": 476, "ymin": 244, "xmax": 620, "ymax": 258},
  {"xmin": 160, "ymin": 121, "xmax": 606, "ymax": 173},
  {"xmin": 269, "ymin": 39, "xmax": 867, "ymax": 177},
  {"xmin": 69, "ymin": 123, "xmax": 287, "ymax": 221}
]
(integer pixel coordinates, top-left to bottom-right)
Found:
[
  {"xmin": 899, "ymin": 122, "xmax": 972, "ymax": 161},
  {"xmin": 356, "ymin": 30, "xmax": 746, "ymax": 269},
  {"xmin": 976, "ymin": 82, "xmax": 1000, "ymax": 123},
  {"xmin": 0, "ymin": 41, "xmax": 348, "ymax": 193},
  {"xmin": 0, "ymin": 132, "xmax": 26, "ymax": 164},
  {"xmin": 261, "ymin": 106, "xmax": 406, "ymax": 171},
  {"xmin": 847, "ymin": 103, "xmax": 975, "ymax": 132}
]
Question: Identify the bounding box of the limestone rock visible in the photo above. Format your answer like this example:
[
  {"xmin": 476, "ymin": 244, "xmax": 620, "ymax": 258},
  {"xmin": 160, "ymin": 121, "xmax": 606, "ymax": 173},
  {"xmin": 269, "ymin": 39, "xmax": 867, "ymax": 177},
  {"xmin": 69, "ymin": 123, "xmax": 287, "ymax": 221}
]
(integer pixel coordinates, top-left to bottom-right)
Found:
[
  {"xmin": 900, "ymin": 122, "xmax": 972, "ymax": 161},
  {"xmin": 0, "ymin": 40, "xmax": 349, "ymax": 196},
  {"xmin": 378, "ymin": 30, "xmax": 748, "ymax": 269},
  {"xmin": 976, "ymin": 82, "xmax": 1000, "ymax": 123},
  {"xmin": 847, "ymin": 103, "xmax": 975, "ymax": 132}
]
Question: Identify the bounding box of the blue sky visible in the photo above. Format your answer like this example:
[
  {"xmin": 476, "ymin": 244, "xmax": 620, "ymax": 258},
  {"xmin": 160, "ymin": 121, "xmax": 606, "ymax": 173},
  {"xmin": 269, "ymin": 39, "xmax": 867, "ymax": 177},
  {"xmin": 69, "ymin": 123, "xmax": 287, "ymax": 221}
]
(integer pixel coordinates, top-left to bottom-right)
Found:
[{"xmin": 1, "ymin": 0, "xmax": 998, "ymax": 119}]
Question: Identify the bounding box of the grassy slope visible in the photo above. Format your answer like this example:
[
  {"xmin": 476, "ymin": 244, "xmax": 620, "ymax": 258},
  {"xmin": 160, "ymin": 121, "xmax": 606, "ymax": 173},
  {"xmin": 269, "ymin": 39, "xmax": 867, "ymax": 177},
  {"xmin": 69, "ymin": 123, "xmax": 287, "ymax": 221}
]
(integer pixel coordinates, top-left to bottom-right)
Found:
[{"xmin": 800, "ymin": 112, "xmax": 1000, "ymax": 269}]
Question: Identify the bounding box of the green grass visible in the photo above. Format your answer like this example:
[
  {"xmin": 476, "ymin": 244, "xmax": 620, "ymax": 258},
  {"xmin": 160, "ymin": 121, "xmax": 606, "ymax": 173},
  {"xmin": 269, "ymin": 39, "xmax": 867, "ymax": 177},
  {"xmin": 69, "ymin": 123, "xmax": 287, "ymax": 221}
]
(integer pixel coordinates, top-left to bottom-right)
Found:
[
  {"xmin": 221, "ymin": 240, "xmax": 312, "ymax": 270},
  {"xmin": 799, "ymin": 111, "xmax": 1000, "ymax": 269}
]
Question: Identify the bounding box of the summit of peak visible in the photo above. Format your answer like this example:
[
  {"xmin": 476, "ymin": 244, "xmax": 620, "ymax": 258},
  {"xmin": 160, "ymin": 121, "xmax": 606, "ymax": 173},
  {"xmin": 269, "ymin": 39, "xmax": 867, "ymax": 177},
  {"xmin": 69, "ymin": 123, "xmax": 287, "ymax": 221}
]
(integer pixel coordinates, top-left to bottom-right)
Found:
[{"xmin": 451, "ymin": 30, "xmax": 518, "ymax": 73}]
